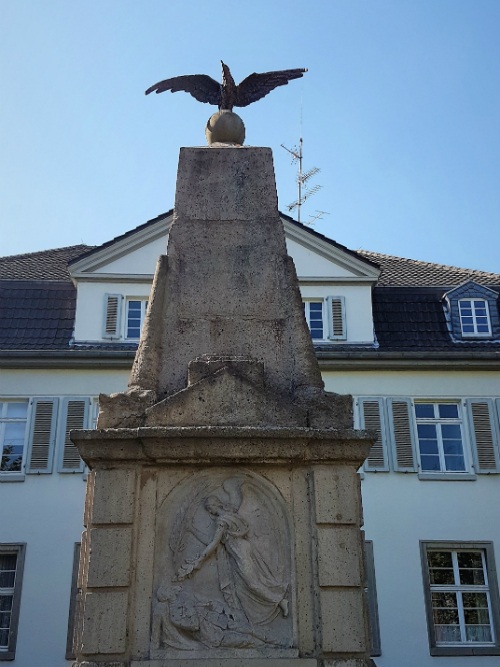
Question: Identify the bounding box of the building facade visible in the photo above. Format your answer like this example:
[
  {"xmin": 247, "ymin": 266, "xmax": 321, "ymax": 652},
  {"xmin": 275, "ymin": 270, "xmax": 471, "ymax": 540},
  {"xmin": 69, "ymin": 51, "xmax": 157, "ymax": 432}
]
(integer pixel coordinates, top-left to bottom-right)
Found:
[{"xmin": 1, "ymin": 211, "xmax": 499, "ymax": 666}]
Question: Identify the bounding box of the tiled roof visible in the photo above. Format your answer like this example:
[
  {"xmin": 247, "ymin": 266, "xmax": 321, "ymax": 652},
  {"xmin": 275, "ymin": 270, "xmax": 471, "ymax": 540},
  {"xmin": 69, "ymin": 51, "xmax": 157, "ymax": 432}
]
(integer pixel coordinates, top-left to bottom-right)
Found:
[
  {"xmin": 357, "ymin": 250, "xmax": 500, "ymax": 287},
  {"xmin": 0, "ymin": 281, "xmax": 76, "ymax": 350},
  {"xmin": 0, "ymin": 245, "xmax": 94, "ymax": 281},
  {"xmin": 372, "ymin": 286, "xmax": 500, "ymax": 351}
]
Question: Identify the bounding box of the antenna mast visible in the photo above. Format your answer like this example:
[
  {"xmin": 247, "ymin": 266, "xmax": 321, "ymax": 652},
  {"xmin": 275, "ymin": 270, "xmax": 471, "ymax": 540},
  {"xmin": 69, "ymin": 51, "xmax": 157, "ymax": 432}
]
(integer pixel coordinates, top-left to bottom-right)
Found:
[{"xmin": 281, "ymin": 137, "xmax": 322, "ymax": 224}]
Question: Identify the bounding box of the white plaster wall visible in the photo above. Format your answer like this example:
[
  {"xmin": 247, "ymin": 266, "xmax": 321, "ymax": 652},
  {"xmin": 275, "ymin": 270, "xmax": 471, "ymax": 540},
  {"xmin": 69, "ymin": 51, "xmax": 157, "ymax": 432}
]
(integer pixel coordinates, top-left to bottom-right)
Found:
[
  {"xmin": 0, "ymin": 369, "xmax": 130, "ymax": 667},
  {"xmin": 324, "ymin": 369, "xmax": 500, "ymax": 667},
  {"xmin": 73, "ymin": 281, "xmax": 374, "ymax": 344},
  {"xmin": 96, "ymin": 234, "xmax": 168, "ymax": 274},
  {"xmin": 0, "ymin": 368, "xmax": 129, "ymax": 397},
  {"xmin": 285, "ymin": 237, "xmax": 355, "ymax": 277},
  {"xmin": 74, "ymin": 282, "xmax": 153, "ymax": 341},
  {"xmin": 301, "ymin": 284, "xmax": 374, "ymax": 343}
]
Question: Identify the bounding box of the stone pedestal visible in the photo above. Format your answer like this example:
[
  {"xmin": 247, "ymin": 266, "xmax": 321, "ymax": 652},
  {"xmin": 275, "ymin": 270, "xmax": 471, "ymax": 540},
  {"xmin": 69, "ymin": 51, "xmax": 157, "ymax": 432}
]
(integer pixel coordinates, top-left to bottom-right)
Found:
[{"xmin": 71, "ymin": 146, "xmax": 375, "ymax": 667}]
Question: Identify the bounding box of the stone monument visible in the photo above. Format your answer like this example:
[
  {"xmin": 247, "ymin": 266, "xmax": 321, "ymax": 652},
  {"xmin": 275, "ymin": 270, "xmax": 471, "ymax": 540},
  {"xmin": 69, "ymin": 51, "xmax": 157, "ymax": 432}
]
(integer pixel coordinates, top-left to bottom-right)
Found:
[{"xmin": 71, "ymin": 145, "xmax": 375, "ymax": 667}]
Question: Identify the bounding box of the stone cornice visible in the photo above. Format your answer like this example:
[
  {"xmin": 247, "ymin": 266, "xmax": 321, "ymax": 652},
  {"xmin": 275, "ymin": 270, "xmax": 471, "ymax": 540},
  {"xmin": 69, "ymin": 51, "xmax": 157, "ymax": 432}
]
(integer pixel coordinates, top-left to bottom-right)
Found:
[{"xmin": 71, "ymin": 426, "xmax": 374, "ymax": 468}]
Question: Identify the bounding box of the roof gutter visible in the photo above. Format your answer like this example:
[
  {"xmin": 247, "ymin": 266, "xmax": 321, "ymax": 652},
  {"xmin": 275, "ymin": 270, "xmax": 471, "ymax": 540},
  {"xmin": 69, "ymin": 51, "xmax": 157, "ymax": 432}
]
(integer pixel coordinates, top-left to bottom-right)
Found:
[{"xmin": 0, "ymin": 348, "xmax": 499, "ymax": 371}]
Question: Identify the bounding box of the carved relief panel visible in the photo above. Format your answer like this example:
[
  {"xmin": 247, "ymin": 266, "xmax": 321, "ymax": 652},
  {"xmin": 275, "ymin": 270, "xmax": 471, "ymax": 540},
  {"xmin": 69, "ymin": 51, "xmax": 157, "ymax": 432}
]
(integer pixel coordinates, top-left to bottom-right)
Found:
[{"xmin": 151, "ymin": 469, "xmax": 295, "ymax": 658}]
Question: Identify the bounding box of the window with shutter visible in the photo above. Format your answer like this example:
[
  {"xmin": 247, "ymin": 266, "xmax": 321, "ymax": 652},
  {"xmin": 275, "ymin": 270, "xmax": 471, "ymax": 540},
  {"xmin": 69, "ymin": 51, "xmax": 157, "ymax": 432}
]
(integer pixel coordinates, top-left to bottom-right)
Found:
[
  {"xmin": 466, "ymin": 399, "xmax": 500, "ymax": 474},
  {"xmin": 387, "ymin": 398, "xmax": 417, "ymax": 472},
  {"xmin": 26, "ymin": 398, "xmax": 59, "ymax": 474},
  {"xmin": 358, "ymin": 398, "xmax": 389, "ymax": 471},
  {"xmin": 327, "ymin": 295, "xmax": 346, "ymax": 340},
  {"xmin": 57, "ymin": 399, "xmax": 89, "ymax": 473},
  {"xmin": 102, "ymin": 294, "xmax": 123, "ymax": 339}
]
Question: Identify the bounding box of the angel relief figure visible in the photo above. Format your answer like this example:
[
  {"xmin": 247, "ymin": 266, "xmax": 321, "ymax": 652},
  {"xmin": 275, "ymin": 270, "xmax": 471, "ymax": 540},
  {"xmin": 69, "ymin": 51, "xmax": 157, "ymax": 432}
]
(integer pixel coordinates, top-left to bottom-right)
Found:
[{"xmin": 153, "ymin": 477, "xmax": 290, "ymax": 651}]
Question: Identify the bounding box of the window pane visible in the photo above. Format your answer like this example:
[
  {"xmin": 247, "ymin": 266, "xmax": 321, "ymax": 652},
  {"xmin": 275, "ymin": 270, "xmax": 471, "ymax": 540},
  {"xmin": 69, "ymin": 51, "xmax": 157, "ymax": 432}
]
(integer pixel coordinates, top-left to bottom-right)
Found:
[
  {"xmin": 459, "ymin": 569, "xmax": 485, "ymax": 586},
  {"xmin": 477, "ymin": 325, "xmax": 490, "ymax": 333},
  {"xmin": 1, "ymin": 422, "xmax": 26, "ymax": 472},
  {"xmin": 429, "ymin": 568, "xmax": 455, "ymax": 585},
  {"xmin": 420, "ymin": 439, "xmax": 439, "ymax": 454},
  {"xmin": 444, "ymin": 455, "xmax": 465, "ymax": 471},
  {"xmin": 458, "ymin": 552, "xmax": 483, "ymax": 569},
  {"xmin": 432, "ymin": 592, "xmax": 457, "ymax": 608},
  {"xmin": 435, "ymin": 625, "xmax": 461, "ymax": 643},
  {"xmin": 463, "ymin": 592, "xmax": 488, "ymax": 607},
  {"xmin": 460, "ymin": 301, "xmax": 471, "ymax": 309},
  {"xmin": 433, "ymin": 608, "xmax": 459, "ymax": 624},
  {"xmin": 473, "ymin": 300, "xmax": 485, "ymax": 309},
  {"xmin": 428, "ymin": 551, "xmax": 453, "ymax": 568},
  {"xmin": 0, "ymin": 597, "xmax": 13, "ymax": 612},
  {"xmin": 462, "ymin": 324, "xmax": 475, "ymax": 332},
  {"xmin": 441, "ymin": 424, "xmax": 461, "ymax": 439},
  {"xmin": 128, "ymin": 301, "xmax": 141, "ymax": 311},
  {"xmin": 464, "ymin": 608, "xmax": 491, "ymax": 624},
  {"xmin": 415, "ymin": 404, "xmax": 434, "ymax": 418},
  {"xmin": 438, "ymin": 404, "xmax": 459, "ymax": 419},
  {"xmin": 421, "ymin": 455, "xmax": 441, "ymax": 471},
  {"xmin": 417, "ymin": 424, "xmax": 437, "ymax": 438},
  {"xmin": 6, "ymin": 401, "xmax": 28, "ymax": 419},
  {"xmin": 465, "ymin": 625, "xmax": 492, "ymax": 642}
]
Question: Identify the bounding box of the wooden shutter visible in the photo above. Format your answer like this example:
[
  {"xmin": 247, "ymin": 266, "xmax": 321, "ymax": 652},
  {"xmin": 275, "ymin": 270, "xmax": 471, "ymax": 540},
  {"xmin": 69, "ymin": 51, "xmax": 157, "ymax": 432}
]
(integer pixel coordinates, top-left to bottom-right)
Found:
[
  {"xmin": 358, "ymin": 398, "xmax": 389, "ymax": 471},
  {"xmin": 326, "ymin": 296, "xmax": 346, "ymax": 340},
  {"xmin": 26, "ymin": 398, "xmax": 59, "ymax": 474},
  {"xmin": 387, "ymin": 398, "xmax": 417, "ymax": 472},
  {"xmin": 466, "ymin": 399, "xmax": 500, "ymax": 474},
  {"xmin": 102, "ymin": 294, "xmax": 122, "ymax": 339},
  {"xmin": 364, "ymin": 540, "xmax": 381, "ymax": 657},
  {"xmin": 58, "ymin": 398, "xmax": 89, "ymax": 473}
]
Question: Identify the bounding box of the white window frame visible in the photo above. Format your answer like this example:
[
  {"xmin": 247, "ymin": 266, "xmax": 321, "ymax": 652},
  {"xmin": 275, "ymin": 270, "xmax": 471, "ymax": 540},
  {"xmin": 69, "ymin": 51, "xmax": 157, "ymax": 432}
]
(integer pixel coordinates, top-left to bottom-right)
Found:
[
  {"xmin": 421, "ymin": 542, "xmax": 500, "ymax": 656},
  {"xmin": 414, "ymin": 400, "xmax": 470, "ymax": 475},
  {"xmin": 0, "ymin": 543, "xmax": 26, "ymax": 661},
  {"xmin": 458, "ymin": 298, "xmax": 492, "ymax": 337},
  {"xmin": 0, "ymin": 400, "xmax": 31, "ymax": 478},
  {"xmin": 303, "ymin": 300, "xmax": 327, "ymax": 341},
  {"xmin": 125, "ymin": 298, "xmax": 149, "ymax": 340}
]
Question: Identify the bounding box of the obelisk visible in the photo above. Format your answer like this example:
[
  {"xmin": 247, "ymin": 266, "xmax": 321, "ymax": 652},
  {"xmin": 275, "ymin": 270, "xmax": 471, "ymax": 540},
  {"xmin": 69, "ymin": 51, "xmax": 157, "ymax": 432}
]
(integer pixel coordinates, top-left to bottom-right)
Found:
[{"xmin": 71, "ymin": 145, "xmax": 375, "ymax": 667}]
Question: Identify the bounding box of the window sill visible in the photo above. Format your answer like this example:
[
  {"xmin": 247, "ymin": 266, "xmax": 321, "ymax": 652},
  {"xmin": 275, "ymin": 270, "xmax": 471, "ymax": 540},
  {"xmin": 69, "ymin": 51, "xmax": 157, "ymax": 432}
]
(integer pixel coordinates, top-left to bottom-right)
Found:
[
  {"xmin": 418, "ymin": 472, "xmax": 476, "ymax": 481},
  {"xmin": 430, "ymin": 645, "xmax": 500, "ymax": 656},
  {"xmin": 0, "ymin": 473, "xmax": 25, "ymax": 483}
]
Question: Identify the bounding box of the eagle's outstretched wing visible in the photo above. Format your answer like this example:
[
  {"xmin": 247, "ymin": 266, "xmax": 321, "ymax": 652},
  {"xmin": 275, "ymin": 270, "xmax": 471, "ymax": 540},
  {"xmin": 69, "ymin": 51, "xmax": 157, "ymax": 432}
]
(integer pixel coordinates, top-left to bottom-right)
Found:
[
  {"xmin": 145, "ymin": 74, "xmax": 220, "ymax": 105},
  {"xmin": 235, "ymin": 68, "xmax": 307, "ymax": 108}
]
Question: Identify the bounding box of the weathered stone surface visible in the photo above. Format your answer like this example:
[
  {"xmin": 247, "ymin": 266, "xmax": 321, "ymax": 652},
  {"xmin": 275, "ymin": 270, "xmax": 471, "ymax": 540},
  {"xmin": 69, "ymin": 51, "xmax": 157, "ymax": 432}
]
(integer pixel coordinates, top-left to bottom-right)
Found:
[
  {"xmin": 91, "ymin": 468, "xmax": 136, "ymax": 524},
  {"xmin": 98, "ymin": 389, "xmax": 156, "ymax": 429},
  {"xmin": 319, "ymin": 589, "xmax": 367, "ymax": 653},
  {"xmin": 317, "ymin": 526, "xmax": 362, "ymax": 587},
  {"xmin": 81, "ymin": 590, "xmax": 128, "ymax": 654},
  {"xmin": 205, "ymin": 110, "xmax": 245, "ymax": 145},
  {"xmin": 131, "ymin": 660, "xmax": 317, "ymax": 667},
  {"xmin": 72, "ymin": 146, "xmax": 373, "ymax": 666},
  {"xmin": 151, "ymin": 469, "xmax": 293, "ymax": 658},
  {"xmin": 314, "ymin": 466, "xmax": 360, "ymax": 525},
  {"xmin": 87, "ymin": 527, "xmax": 132, "ymax": 587},
  {"xmin": 132, "ymin": 660, "xmax": 317, "ymax": 667}
]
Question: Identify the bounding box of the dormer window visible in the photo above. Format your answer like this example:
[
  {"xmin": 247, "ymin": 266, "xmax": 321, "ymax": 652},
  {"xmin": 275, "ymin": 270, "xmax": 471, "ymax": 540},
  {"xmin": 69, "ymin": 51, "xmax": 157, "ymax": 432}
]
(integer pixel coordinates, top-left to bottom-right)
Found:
[
  {"xmin": 126, "ymin": 299, "xmax": 148, "ymax": 340},
  {"xmin": 302, "ymin": 296, "xmax": 347, "ymax": 341},
  {"xmin": 303, "ymin": 301, "xmax": 324, "ymax": 339},
  {"xmin": 458, "ymin": 299, "xmax": 491, "ymax": 337},
  {"xmin": 443, "ymin": 281, "xmax": 499, "ymax": 342}
]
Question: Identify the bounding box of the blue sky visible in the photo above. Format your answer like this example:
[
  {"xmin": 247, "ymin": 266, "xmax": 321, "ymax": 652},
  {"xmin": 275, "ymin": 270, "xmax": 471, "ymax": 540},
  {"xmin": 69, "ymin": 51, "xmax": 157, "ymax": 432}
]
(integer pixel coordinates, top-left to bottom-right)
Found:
[{"xmin": 1, "ymin": 1, "xmax": 499, "ymax": 272}]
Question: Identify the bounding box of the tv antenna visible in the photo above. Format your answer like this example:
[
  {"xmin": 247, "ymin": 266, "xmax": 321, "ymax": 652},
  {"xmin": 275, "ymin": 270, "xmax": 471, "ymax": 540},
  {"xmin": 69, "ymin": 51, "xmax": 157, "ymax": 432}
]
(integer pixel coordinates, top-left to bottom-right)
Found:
[
  {"xmin": 305, "ymin": 210, "xmax": 330, "ymax": 227},
  {"xmin": 281, "ymin": 137, "xmax": 323, "ymax": 224}
]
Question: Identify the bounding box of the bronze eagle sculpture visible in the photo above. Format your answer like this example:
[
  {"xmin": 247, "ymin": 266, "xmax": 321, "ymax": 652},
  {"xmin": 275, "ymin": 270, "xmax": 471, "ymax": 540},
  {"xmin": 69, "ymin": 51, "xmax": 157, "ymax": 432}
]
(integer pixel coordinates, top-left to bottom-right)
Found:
[{"xmin": 145, "ymin": 61, "xmax": 307, "ymax": 110}]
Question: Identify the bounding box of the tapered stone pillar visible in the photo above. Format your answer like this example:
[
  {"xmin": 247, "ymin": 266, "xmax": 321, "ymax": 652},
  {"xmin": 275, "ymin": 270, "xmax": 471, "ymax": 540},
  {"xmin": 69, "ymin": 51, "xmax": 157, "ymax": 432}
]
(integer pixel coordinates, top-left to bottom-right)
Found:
[{"xmin": 71, "ymin": 146, "xmax": 375, "ymax": 667}]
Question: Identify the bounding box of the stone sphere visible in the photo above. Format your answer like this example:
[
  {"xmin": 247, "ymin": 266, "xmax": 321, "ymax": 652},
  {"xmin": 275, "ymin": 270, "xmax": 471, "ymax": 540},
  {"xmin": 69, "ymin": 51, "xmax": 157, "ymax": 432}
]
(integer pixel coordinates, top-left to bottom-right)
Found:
[{"xmin": 205, "ymin": 110, "xmax": 245, "ymax": 145}]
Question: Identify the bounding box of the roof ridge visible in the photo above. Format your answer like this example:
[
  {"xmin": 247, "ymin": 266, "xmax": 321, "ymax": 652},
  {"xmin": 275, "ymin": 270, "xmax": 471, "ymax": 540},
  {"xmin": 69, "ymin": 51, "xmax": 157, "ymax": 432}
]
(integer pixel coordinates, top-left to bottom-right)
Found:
[
  {"xmin": 357, "ymin": 249, "xmax": 500, "ymax": 278},
  {"xmin": 0, "ymin": 243, "xmax": 94, "ymax": 262}
]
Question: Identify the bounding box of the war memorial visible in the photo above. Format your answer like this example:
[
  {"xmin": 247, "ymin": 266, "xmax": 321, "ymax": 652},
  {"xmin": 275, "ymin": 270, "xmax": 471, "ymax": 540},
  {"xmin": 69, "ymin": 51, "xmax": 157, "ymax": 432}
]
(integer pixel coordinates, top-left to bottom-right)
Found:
[{"xmin": 69, "ymin": 66, "xmax": 376, "ymax": 667}]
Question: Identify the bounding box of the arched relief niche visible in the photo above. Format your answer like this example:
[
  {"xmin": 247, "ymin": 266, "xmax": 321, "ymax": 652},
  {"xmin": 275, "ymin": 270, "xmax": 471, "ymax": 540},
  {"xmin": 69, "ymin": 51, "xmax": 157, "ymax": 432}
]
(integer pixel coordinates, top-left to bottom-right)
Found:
[{"xmin": 151, "ymin": 469, "xmax": 296, "ymax": 658}]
